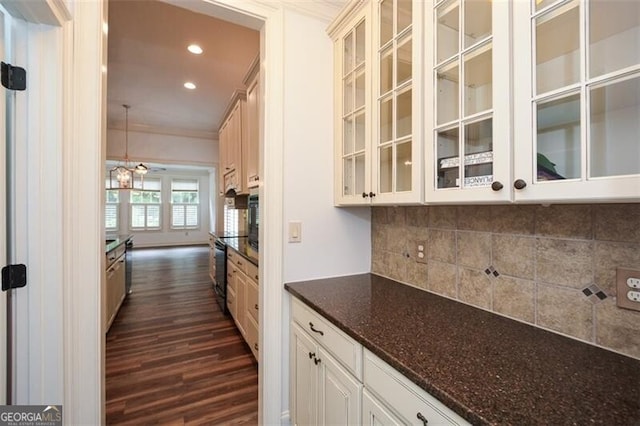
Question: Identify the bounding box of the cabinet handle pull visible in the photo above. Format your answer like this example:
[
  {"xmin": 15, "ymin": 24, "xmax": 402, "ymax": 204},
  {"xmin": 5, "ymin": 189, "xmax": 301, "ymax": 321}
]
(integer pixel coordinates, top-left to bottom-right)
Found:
[
  {"xmin": 254, "ymin": 275, "xmax": 259, "ymax": 280},
  {"xmin": 514, "ymin": 179, "xmax": 527, "ymax": 190},
  {"xmin": 309, "ymin": 322, "xmax": 324, "ymax": 336},
  {"xmin": 314, "ymin": 357, "xmax": 321, "ymax": 365},
  {"xmin": 362, "ymin": 192, "xmax": 369, "ymax": 198},
  {"xmin": 254, "ymin": 303, "xmax": 259, "ymax": 310},
  {"xmin": 254, "ymin": 343, "xmax": 259, "ymax": 350},
  {"xmin": 369, "ymin": 192, "xmax": 376, "ymax": 198},
  {"xmin": 417, "ymin": 412, "xmax": 428, "ymax": 425},
  {"xmin": 308, "ymin": 351, "xmax": 315, "ymax": 359},
  {"xmin": 491, "ymin": 181, "xmax": 503, "ymax": 191},
  {"xmin": 237, "ymin": 260, "xmax": 242, "ymax": 266}
]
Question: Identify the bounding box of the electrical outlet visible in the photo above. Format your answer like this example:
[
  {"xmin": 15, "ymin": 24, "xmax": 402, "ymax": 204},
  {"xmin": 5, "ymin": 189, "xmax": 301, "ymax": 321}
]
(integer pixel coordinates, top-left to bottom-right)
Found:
[
  {"xmin": 414, "ymin": 240, "xmax": 427, "ymax": 264},
  {"xmin": 617, "ymin": 268, "xmax": 640, "ymax": 311}
]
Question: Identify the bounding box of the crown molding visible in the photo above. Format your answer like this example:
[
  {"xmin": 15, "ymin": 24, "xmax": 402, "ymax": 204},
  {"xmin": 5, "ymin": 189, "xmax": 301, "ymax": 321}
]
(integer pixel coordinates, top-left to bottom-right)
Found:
[
  {"xmin": 326, "ymin": 0, "xmax": 367, "ymax": 38},
  {"xmin": 274, "ymin": 0, "xmax": 346, "ymax": 23},
  {"xmin": 242, "ymin": 54, "xmax": 260, "ymax": 87},
  {"xmin": 107, "ymin": 122, "xmax": 218, "ymax": 141},
  {"xmin": 1, "ymin": 0, "xmax": 71, "ymax": 26},
  {"xmin": 218, "ymin": 89, "xmax": 247, "ymax": 128}
]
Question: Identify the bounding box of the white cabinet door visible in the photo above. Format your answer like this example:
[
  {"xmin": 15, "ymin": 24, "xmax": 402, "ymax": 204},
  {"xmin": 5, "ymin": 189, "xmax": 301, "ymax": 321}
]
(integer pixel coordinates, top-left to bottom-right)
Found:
[
  {"xmin": 235, "ymin": 270, "xmax": 247, "ymax": 337},
  {"xmin": 363, "ymin": 389, "xmax": 403, "ymax": 426},
  {"xmin": 512, "ymin": 0, "xmax": 640, "ymax": 202},
  {"xmin": 317, "ymin": 346, "xmax": 362, "ymax": 426},
  {"xmin": 291, "ymin": 323, "xmax": 318, "ymax": 426},
  {"xmin": 246, "ymin": 71, "xmax": 260, "ymax": 188}
]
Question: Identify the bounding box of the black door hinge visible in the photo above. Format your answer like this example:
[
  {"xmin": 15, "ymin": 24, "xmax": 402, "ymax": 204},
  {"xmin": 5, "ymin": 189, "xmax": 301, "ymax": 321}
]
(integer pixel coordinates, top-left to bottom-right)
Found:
[
  {"xmin": 1, "ymin": 62, "xmax": 26, "ymax": 91},
  {"xmin": 2, "ymin": 264, "xmax": 27, "ymax": 291}
]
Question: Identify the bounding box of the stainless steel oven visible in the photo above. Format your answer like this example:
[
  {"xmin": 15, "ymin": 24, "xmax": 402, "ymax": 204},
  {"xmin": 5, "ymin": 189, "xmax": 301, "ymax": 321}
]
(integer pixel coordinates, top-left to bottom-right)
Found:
[
  {"xmin": 213, "ymin": 238, "xmax": 228, "ymax": 314},
  {"xmin": 248, "ymin": 190, "xmax": 259, "ymax": 251}
]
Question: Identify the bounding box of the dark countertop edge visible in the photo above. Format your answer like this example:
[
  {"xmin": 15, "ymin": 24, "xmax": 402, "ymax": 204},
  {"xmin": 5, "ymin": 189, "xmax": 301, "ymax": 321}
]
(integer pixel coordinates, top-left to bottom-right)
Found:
[
  {"xmin": 285, "ymin": 279, "xmax": 490, "ymax": 426},
  {"xmin": 105, "ymin": 235, "xmax": 133, "ymax": 254}
]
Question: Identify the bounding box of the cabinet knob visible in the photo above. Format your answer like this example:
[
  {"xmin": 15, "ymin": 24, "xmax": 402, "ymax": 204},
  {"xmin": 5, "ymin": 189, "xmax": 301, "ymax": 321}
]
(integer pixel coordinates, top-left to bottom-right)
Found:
[
  {"xmin": 491, "ymin": 181, "xmax": 503, "ymax": 191},
  {"xmin": 369, "ymin": 192, "xmax": 376, "ymax": 198},
  {"xmin": 254, "ymin": 343, "xmax": 259, "ymax": 351},
  {"xmin": 314, "ymin": 357, "xmax": 321, "ymax": 365},
  {"xmin": 362, "ymin": 192, "xmax": 369, "ymax": 198},
  {"xmin": 513, "ymin": 179, "xmax": 527, "ymax": 190},
  {"xmin": 417, "ymin": 412, "xmax": 428, "ymax": 425},
  {"xmin": 308, "ymin": 351, "xmax": 315, "ymax": 359},
  {"xmin": 254, "ymin": 303, "xmax": 259, "ymax": 310}
]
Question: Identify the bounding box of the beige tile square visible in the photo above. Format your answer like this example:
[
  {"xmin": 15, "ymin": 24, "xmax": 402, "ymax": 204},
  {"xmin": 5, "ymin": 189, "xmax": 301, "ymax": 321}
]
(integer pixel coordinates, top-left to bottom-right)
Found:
[
  {"xmin": 371, "ymin": 223, "xmax": 388, "ymax": 251},
  {"xmin": 493, "ymin": 276, "xmax": 535, "ymax": 323},
  {"xmin": 492, "ymin": 235, "xmax": 535, "ymax": 279},
  {"xmin": 371, "ymin": 207, "xmax": 389, "ymax": 225},
  {"xmin": 406, "ymin": 225, "xmax": 429, "ymax": 242},
  {"xmin": 371, "ymin": 249, "xmax": 388, "ymax": 275},
  {"xmin": 596, "ymin": 300, "xmax": 640, "ymax": 359},
  {"xmin": 535, "ymin": 204, "xmax": 593, "ymax": 239},
  {"xmin": 428, "ymin": 229, "xmax": 456, "ymax": 263},
  {"xmin": 406, "ymin": 206, "xmax": 430, "ymax": 228},
  {"xmin": 491, "ymin": 205, "xmax": 535, "ymax": 235},
  {"xmin": 536, "ymin": 238, "xmax": 593, "ymax": 289},
  {"xmin": 457, "ymin": 231, "xmax": 491, "ymax": 269},
  {"xmin": 428, "ymin": 206, "xmax": 457, "ymax": 229},
  {"xmin": 594, "ymin": 204, "xmax": 640, "ymax": 243},
  {"xmin": 594, "ymin": 241, "xmax": 640, "ymax": 295},
  {"xmin": 407, "ymin": 261, "xmax": 428, "ymax": 290},
  {"xmin": 459, "ymin": 267, "xmax": 492, "ymax": 309},
  {"xmin": 387, "ymin": 207, "xmax": 406, "ymax": 226},
  {"xmin": 427, "ymin": 260, "xmax": 457, "ymax": 298},
  {"xmin": 457, "ymin": 206, "xmax": 492, "ymax": 232},
  {"xmin": 536, "ymin": 284, "xmax": 594, "ymax": 341},
  {"xmin": 385, "ymin": 225, "xmax": 408, "ymax": 254},
  {"xmin": 387, "ymin": 252, "xmax": 409, "ymax": 283}
]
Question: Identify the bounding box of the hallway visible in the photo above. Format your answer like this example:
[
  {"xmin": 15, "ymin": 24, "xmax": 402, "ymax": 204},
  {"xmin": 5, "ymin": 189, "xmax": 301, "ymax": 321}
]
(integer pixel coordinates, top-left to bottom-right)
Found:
[{"xmin": 105, "ymin": 246, "xmax": 258, "ymax": 425}]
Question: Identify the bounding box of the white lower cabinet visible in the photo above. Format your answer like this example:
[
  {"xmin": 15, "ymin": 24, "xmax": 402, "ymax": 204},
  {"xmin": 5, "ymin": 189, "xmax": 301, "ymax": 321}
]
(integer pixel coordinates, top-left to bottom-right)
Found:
[{"xmin": 290, "ymin": 297, "xmax": 470, "ymax": 426}]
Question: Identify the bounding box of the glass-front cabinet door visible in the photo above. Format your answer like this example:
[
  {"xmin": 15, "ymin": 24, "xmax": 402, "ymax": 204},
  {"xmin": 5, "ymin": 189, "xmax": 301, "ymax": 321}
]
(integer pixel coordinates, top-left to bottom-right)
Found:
[
  {"xmin": 333, "ymin": 4, "xmax": 371, "ymax": 205},
  {"xmin": 425, "ymin": 0, "xmax": 511, "ymax": 203},
  {"xmin": 513, "ymin": 0, "xmax": 640, "ymax": 202},
  {"xmin": 372, "ymin": 0, "xmax": 423, "ymax": 204}
]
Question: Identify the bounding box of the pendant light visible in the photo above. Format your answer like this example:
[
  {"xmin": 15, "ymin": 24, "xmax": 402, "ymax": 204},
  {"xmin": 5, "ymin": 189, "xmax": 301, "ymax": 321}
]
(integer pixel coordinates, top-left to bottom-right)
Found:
[{"xmin": 109, "ymin": 104, "xmax": 148, "ymax": 190}]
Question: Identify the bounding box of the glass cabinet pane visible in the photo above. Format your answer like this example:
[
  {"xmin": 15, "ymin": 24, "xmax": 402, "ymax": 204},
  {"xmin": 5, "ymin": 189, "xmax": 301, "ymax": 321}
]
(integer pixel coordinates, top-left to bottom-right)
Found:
[
  {"xmin": 590, "ymin": 76, "xmax": 640, "ymax": 178},
  {"xmin": 380, "ymin": 0, "xmax": 393, "ymax": 46},
  {"xmin": 464, "ymin": 0, "xmax": 491, "ymax": 48},
  {"xmin": 380, "ymin": 47, "xmax": 393, "ymax": 94},
  {"xmin": 344, "ymin": 77, "xmax": 353, "ymax": 114},
  {"xmin": 397, "ymin": 35, "xmax": 412, "ymax": 86},
  {"xmin": 437, "ymin": 127, "xmax": 460, "ymax": 188},
  {"xmin": 437, "ymin": 0, "xmax": 459, "ymax": 64},
  {"xmin": 355, "ymin": 112, "xmax": 366, "ymax": 152},
  {"xmin": 380, "ymin": 97, "xmax": 393, "ymax": 143},
  {"xmin": 356, "ymin": 21, "xmax": 366, "ymax": 66},
  {"xmin": 355, "ymin": 71, "xmax": 366, "ymax": 109},
  {"xmin": 355, "ymin": 154, "xmax": 366, "ymax": 194},
  {"xmin": 344, "ymin": 32, "xmax": 353, "ymax": 75},
  {"xmin": 396, "ymin": 89, "xmax": 412, "ymax": 138},
  {"xmin": 536, "ymin": 93, "xmax": 581, "ymax": 180},
  {"xmin": 464, "ymin": 44, "xmax": 492, "ymax": 116},
  {"xmin": 396, "ymin": 141, "xmax": 412, "ymax": 191},
  {"xmin": 464, "ymin": 119, "xmax": 493, "ymax": 187},
  {"xmin": 535, "ymin": 0, "xmax": 560, "ymax": 11},
  {"xmin": 343, "ymin": 117, "xmax": 353, "ymax": 155},
  {"xmin": 535, "ymin": 2, "xmax": 580, "ymax": 94},
  {"xmin": 589, "ymin": 0, "xmax": 640, "ymax": 78},
  {"xmin": 343, "ymin": 158, "xmax": 353, "ymax": 196},
  {"xmin": 437, "ymin": 62, "xmax": 459, "ymax": 125},
  {"xmin": 397, "ymin": 0, "xmax": 412, "ymax": 34},
  {"xmin": 379, "ymin": 145, "xmax": 393, "ymax": 192}
]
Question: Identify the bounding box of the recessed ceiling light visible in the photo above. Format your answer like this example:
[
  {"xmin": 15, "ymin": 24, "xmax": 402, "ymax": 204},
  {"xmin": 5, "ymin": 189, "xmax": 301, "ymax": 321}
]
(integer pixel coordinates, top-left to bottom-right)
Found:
[
  {"xmin": 184, "ymin": 82, "xmax": 196, "ymax": 90},
  {"xmin": 187, "ymin": 44, "xmax": 203, "ymax": 55}
]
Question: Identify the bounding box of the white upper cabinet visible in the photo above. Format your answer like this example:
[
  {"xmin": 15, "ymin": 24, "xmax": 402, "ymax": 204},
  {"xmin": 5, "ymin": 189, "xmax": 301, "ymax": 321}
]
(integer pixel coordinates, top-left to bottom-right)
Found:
[
  {"xmin": 425, "ymin": 0, "xmax": 512, "ymax": 203},
  {"xmin": 512, "ymin": 0, "xmax": 640, "ymax": 202},
  {"xmin": 330, "ymin": 0, "xmax": 423, "ymax": 206}
]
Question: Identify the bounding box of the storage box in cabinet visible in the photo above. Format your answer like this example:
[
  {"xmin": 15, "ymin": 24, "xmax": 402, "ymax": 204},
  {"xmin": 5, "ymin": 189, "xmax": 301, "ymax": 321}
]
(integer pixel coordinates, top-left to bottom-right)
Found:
[
  {"xmin": 291, "ymin": 298, "xmax": 362, "ymax": 379},
  {"xmin": 363, "ymin": 350, "xmax": 469, "ymax": 425}
]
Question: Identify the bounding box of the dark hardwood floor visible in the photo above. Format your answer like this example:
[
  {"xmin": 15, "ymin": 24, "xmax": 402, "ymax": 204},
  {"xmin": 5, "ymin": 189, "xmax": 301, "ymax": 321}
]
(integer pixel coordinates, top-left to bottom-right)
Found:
[{"xmin": 106, "ymin": 245, "xmax": 258, "ymax": 425}]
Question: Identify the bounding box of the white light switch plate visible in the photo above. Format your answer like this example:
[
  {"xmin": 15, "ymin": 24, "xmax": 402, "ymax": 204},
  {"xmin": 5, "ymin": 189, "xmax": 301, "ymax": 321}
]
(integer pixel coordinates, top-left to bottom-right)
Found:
[{"xmin": 288, "ymin": 221, "xmax": 302, "ymax": 243}]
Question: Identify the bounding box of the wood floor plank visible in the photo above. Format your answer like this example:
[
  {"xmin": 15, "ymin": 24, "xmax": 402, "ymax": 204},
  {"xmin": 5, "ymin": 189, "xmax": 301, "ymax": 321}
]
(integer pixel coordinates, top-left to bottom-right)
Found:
[{"xmin": 106, "ymin": 246, "xmax": 258, "ymax": 425}]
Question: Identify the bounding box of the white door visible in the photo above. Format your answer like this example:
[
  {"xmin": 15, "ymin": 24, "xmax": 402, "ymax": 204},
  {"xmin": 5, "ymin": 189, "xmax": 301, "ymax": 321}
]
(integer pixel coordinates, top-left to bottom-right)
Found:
[
  {"xmin": 317, "ymin": 346, "xmax": 362, "ymax": 426},
  {"xmin": 291, "ymin": 323, "xmax": 318, "ymax": 426}
]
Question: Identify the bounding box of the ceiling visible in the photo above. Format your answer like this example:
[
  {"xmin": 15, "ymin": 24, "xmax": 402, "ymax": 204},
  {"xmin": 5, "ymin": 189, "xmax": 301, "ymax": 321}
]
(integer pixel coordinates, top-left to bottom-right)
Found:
[{"xmin": 106, "ymin": 0, "xmax": 260, "ymax": 139}]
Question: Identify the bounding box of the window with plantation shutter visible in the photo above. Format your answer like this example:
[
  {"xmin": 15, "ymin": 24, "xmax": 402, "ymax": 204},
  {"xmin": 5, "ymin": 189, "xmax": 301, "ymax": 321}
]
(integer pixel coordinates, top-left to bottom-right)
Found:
[
  {"xmin": 171, "ymin": 178, "xmax": 199, "ymax": 229},
  {"xmin": 130, "ymin": 177, "xmax": 162, "ymax": 230},
  {"xmin": 105, "ymin": 181, "xmax": 120, "ymax": 231}
]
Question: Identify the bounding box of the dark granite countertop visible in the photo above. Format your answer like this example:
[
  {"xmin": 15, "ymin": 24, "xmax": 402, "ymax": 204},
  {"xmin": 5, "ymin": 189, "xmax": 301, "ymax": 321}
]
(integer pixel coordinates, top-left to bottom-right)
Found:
[
  {"xmin": 105, "ymin": 234, "xmax": 132, "ymax": 254},
  {"xmin": 210, "ymin": 230, "xmax": 248, "ymax": 239},
  {"xmin": 224, "ymin": 237, "xmax": 258, "ymax": 267},
  {"xmin": 285, "ymin": 274, "xmax": 640, "ymax": 425}
]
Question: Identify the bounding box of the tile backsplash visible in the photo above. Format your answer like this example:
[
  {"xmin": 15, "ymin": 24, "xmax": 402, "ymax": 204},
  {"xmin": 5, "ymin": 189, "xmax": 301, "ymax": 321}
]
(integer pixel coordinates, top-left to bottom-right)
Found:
[{"xmin": 371, "ymin": 204, "xmax": 640, "ymax": 360}]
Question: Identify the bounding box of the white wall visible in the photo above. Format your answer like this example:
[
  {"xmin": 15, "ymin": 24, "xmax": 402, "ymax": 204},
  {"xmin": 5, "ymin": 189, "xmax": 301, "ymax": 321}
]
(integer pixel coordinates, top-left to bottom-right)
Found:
[
  {"xmin": 282, "ymin": 9, "xmax": 371, "ymax": 284},
  {"xmin": 110, "ymin": 169, "xmax": 213, "ymax": 247},
  {"xmin": 107, "ymin": 127, "xmax": 218, "ymax": 166}
]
